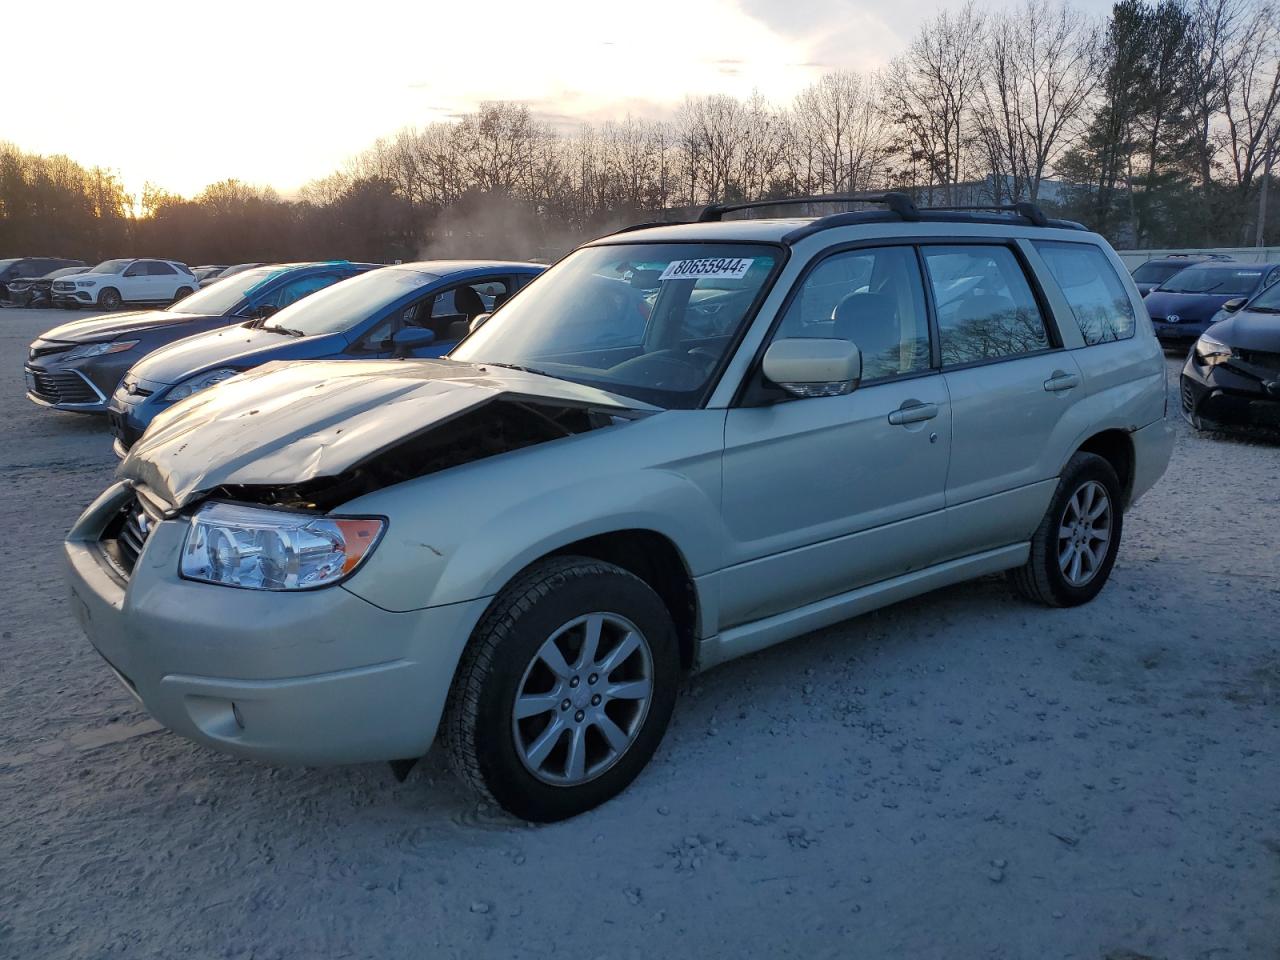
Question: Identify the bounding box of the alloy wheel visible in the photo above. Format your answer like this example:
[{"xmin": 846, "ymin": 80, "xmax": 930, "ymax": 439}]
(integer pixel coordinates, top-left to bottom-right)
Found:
[
  {"xmin": 511, "ymin": 612, "xmax": 654, "ymax": 786},
  {"xmin": 1057, "ymin": 480, "xmax": 1112, "ymax": 587}
]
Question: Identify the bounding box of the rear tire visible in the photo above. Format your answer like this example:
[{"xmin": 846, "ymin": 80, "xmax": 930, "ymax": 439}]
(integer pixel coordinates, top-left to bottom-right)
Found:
[
  {"xmin": 1009, "ymin": 452, "xmax": 1123, "ymax": 607},
  {"xmin": 443, "ymin": 556, "xmax": 679, "ymax": 822},
  {"xmin": 97, "ymin": 287, "xmax": 122, "ymax": 311}
]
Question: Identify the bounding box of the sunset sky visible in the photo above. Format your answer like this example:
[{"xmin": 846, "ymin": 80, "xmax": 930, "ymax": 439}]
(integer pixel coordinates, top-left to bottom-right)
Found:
[{"xmin": 4, "ymin": 0, "xmax": 1114, "ymax": 200}]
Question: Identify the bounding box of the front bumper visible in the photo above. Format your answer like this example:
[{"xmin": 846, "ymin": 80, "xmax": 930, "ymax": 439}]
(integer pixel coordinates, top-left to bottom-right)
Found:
[
  {"xmin": 1180, "ymin": 355, "xmax": 1280, "ymax": 431},
  {"xmin": 65, "ymin": 482, "xmax": 491, "ymax": 765},
  {"xmin": 107, "ymin": 380, "xmax": 168, "ymax": 454},
  {"xmin": 1151, "ymin": 318, "xmax": 1211, "ymax": 345},
  {"xmin": 25, "ymin": 353, "xmax": 134, "ymax": 413}
]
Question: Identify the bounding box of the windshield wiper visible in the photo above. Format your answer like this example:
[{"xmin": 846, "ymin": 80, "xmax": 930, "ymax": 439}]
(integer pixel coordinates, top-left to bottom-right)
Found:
[
  {"xmin": 480, "ymin": 360, "xmax": 559, "ymax": 380},
  {"xmin": 263, "ymin": 324, "xmax": 306, "ymax": 337},
  {"xmin": 1248, "ymin": 305, "xmax": 1280, "ymax": 313}
]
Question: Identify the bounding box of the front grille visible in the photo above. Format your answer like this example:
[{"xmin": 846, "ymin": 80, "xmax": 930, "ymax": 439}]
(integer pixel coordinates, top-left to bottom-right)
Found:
[
  {"xmin": 1180, "ymin": 380, "xmax": 1196, "ymax": 412},
  {"xmin": 52, "ymin": 281, "xmax": 74, "ymax": 292},
  {"xmin": 99, "ymin": 492, "xmax": 165, "ymax": 579},
  {"xmin": 1237, "ymin": 349, "xmax": 1280, "ymax": 374},
  {"xmin": 26, "ymin": 368, "xmax": 98, "ymax": 405},
  {"xmin": 29, "ymin": 340, "xmax": 75, "ymax": 361}
]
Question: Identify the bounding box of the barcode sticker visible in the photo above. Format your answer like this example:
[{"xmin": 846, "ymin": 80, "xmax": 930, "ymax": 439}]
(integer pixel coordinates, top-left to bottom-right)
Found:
[{"xmin": 659, "ymin": 258, "xmax": 754, "ymax": 281}]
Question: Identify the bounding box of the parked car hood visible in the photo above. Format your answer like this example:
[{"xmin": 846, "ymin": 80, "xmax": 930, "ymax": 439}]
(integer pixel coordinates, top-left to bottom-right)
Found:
[
  {"xmin": 128, "ymin": 324, "xmax": 330, "ymax": 385},
  {"xmin": 36, "ymin": 309, "xmax": 220, "ymax": 343},
  {"xmin": 119, "ymin": 358, "xmax": 658, "ymax": 508},
  {"xmin": 1143, "ymin": 290, "xmax": 1236, "ymax": 322},
  {"xmin": 1207, "ymin": 310, "xmax": 1280, "ymax": 351}
]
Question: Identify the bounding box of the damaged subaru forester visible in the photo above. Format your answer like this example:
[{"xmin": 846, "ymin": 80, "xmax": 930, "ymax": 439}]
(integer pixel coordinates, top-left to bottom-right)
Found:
[{"xmin": 65, "ymin": 194, "xmax": 1173, "ymax": 821}]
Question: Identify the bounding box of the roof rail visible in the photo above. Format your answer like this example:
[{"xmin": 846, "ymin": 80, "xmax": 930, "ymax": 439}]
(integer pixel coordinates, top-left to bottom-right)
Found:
[
  {"xmin": 611, "ymin": 220, "xmax": 692, "ymax": 235},
  {"xmin": 696, "ymin": 192, "xmax": 920, "ymax": 223},
  {"xmin": 919, "ymin": 201, "xmax": 1050, "ymax": 227}
]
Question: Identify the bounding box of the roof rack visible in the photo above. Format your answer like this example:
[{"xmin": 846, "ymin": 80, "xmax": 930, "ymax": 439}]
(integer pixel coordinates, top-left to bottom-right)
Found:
[
  {"xmin": 922, "ymin": 202, "xmax": 1049, "ymax": 227},
  {"xmin": 696, "ymin": 192, "xmax": 920, "ymax": 223}
]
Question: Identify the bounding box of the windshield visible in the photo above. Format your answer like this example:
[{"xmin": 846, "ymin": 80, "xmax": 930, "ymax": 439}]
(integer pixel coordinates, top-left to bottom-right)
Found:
[
  {"xmin": 170, "ymin": 267, "xmax": 279, "ymax": 315},
  {"xmin": 452, "ymin": 242, "xmax": 782, "ymax": 409},
  {"xmin": 90, "ymin": 259, "xmax": 131, "ymax": 275},
  {"xmin": 1245, "ymin": 281, "xmax": 1280, "ymax": 311},
  {"xmin": 260, "ymin": 266, "xmax": 423, "ymax": 337},
  {"xmin": 0, "ymin": 259, "xmax": 18, "ymax": 272},
  {"xmin": 1133, "ymin": 262, "xmax": 1190, "ymax": 284},
  {"xmin": 1157, "ymin": 266, "xmax": 1265, "ymax": 295}
]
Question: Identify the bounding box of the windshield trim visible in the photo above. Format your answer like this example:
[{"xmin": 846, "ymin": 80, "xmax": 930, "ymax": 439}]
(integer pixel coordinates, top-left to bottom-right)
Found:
[{"xmin": 458, "ymin": 240, "xmax": 788, "ymax": 410}]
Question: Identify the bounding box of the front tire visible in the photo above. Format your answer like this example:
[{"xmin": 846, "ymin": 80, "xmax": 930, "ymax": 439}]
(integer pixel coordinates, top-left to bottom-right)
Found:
[
  {"xmin": 97, "ymin": 287, "xmax": 122, "ymax": 311},
  {"xmin": 1009, "ymin": 452, "xmax": 1123, "ymax": 607},
  {"xmin": 443, "ymin": 556, "xmax": 679, "ymax": 822}
]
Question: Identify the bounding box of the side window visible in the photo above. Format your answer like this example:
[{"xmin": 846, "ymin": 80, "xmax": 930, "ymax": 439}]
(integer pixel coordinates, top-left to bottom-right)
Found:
[
  {"xmin": 775, "ymin": 246, "xmax": 931, "ymax": 382},
  {"xmin": 1033, "ymin": 241, "xmax": 1136, "ymax": 345},
  {"xmin": 147, "ymin": 261, "xmax": 176, "ymax": 276},
  {"xmin": 921, "ymin": 245, "xmax": 1050, "ymax": 365},
  {"xmin": 258, "ymin": 273, "xmax": 342, "ymax": 310},
  {"xmin": 123, "ymin": 262, "xmax": 145, "ymax": 277},
  {"xmin": 413, "ymin": 281, "xmax": 508, "ymax": 341}
]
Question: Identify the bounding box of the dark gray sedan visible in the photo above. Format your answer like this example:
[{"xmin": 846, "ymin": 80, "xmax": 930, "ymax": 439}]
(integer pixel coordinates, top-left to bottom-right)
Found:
[{"xmin": 25, "ymin": 261, "xmax": 375, "ymax": 412}]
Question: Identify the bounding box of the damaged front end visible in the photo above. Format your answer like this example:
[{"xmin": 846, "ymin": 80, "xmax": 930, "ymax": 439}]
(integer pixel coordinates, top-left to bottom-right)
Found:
[{"xmin": 117, "ymin": 358, "xmax": 651, "ymax": 513}]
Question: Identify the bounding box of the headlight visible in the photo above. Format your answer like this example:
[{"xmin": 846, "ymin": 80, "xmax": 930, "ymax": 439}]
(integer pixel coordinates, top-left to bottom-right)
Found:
[
  {"xmin": 165, "ymin": 367, "xmax": 240, "ymax": 402},
  {"xmin": 1193, "ymin": 334, "xmax": 1233, "ymax": 366},
  {"xmin": 64, "ymin": 339, "xmax": 139, "ymax": 360},
  {"xmin": 76, "ymin": 279, "xmax": 98, "ymax": 287},
  {"xmin": 180, "ymin": 502, "xmax": 385, "ymax": 590}
]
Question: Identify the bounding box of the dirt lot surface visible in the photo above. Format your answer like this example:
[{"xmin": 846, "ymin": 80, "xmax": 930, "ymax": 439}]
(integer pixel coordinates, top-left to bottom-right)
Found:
[{"xmin": 1, "ymin": 307, "xmax": 1277, "ymax": 959}]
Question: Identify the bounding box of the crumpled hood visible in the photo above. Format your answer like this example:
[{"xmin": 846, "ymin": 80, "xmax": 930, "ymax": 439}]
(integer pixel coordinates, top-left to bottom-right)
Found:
[
  {"xmin": 1143, "ymin": 290, "xmax": 1234, "ymax": 322},
  {"xmin": 127, "ymin": 323, "xmax": 324, "ymax": 385},
  {"xmin": 119, "ymin": 358, "xmax": 655, "ymax": 507},
  {"xmin": 1208, "ymin": 310, "xmax": 1280, "ymax": 351},
  {"xmin": 36, "ymin": 309, "xmax": 211, "ymax": 343}
]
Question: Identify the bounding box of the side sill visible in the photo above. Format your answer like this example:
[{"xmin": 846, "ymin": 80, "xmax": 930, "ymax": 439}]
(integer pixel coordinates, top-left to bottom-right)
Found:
[{"xmin": 695, "ymin": 543, "xmax": 1028, "ymax": 671}]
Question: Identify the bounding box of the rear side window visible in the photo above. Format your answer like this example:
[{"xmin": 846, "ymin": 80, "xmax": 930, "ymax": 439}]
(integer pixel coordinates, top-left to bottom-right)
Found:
[
  {"xmin": 921, "ymin": 245, "xmax": 1050, "ymax": 365},
  {"xmin": 146, "ymin": 261, "xmax": 176, "ymax": 276},
  {"xmin": 1035, "ymin": 241, "xmax": 1136, "ymax": 345}
]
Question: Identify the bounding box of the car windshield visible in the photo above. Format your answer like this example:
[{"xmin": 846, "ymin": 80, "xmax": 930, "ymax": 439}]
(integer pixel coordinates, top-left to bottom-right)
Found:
[
  {"xmin": 1245, "ymin": 281, "xmax": 1280, "ymax": 311},
  {"xmin": 170, "ymin": 267, "xmax": 280, "ymax": 315},
  {"xmin": 1157, "ymin": 266, "xmax": 1265, "ymax": 295},
  {"xmin": 259, "ymin": 266, "xmax": 424, "ymax": 337},
  {"xmin": 452, "ymin": 242, "xmax": 782, "ymax": 409},
  {"xmin": 0, "ymin": 259, "xmax": 18, "ymax": 272},
  {"xmin": 1133, "ymin": 262, "xmax": 1191, "ymax": 284},
  {"xmin": 90, "ymin": 259, "xmax": 131, "ymax": 275}
]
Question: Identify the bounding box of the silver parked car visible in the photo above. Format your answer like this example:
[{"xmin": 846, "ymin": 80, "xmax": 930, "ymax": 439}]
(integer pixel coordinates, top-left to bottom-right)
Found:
[{"xmin": 65, "ymin": 194, "xmax": 1173, "ymax": 821}]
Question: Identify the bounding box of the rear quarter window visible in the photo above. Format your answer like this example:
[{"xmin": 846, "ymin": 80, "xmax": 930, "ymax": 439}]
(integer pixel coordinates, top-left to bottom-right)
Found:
[{"xmin": 1034, "ymin": 241, "xmax": 1136, "ymax": 345}]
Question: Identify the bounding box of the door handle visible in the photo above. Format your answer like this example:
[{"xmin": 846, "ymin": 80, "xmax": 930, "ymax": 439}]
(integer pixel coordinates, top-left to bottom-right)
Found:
[
  {"xmin": 888, "ymin": 401, "xmax": 939, "ymax": 425},
  {"xmin": 1043, "ymin": 371, "xmax": 1080, "ymax": 392}
]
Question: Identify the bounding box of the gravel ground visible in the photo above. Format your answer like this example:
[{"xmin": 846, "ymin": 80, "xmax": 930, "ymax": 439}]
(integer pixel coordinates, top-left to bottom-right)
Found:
[{"xmin": 1, "ymin": 306, "xmax": 1278, "ymax": 960}]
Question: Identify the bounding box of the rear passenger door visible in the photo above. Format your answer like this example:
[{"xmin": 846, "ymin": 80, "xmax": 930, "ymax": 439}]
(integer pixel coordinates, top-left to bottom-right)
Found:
[
  {"xmin": 921, "ymin": 243, "xmax": 1083, "ymax": 550},
  {"xmin": 719, "ymin": 245, "xmax": 951, "ymax": 628}
]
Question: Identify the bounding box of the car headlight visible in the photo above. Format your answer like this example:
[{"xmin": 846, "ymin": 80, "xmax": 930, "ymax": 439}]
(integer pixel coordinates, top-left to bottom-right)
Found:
[
  {"xmin": 1193, "ymin": 334, "xmax": 1233, "ymax": 366},
  {"xmin": 64, "ymin": 339, "xmax": 139, "ymax": 360},
  {"xmin": 165, "ymin": 367, "xmax": 240, "ymax": 402},
  {"xmin": 180, "ymin": 502, "xmax": 385, "ymax": 590},
  {"xmin": 75, "ymin": 279, "xmax": 98, "ymax": 287}
]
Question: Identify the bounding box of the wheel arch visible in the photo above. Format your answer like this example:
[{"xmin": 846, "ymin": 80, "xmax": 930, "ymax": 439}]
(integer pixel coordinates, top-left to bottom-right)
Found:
[
  {"xmin": 1072, "ymin": 429, "xmax": 1135, "ymax": 507},
  {"xmin": 531, "ymin": 529, "xmax": 700, "ymax": 672}
]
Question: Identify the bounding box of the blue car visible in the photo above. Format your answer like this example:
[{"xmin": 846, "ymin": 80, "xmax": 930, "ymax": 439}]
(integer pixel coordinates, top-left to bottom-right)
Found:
[
  {"xmin": 107, "ymin": 260, "xmax": 543, "ymax": 454},
  {"xmin": 107, "ymin": 259, "xmax": 542, "ymax": 455},
  {"xmin": 1144, "ymin": 261, "xmax": 1280, "ymax": 347}
]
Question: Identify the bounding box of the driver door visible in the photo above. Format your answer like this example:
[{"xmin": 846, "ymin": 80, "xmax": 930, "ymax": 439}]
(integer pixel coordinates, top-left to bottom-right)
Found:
[{"xmin": 718, "ymin": 245, "xmax": 952, "ymax": 629}]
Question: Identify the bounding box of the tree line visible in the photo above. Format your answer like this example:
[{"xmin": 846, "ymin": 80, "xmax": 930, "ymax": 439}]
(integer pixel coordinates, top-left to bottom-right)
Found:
[{"xmin": 2, "ymin": 0, "xmax": 1277, "ymax": 266}]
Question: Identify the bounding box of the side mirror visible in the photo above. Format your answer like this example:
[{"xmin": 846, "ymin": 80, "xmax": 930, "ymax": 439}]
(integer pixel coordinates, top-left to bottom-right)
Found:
[
  {"xmin": 1222, "ymin": 297, "xmax": 1247, "ymax": 313},
  {"xmin": 390, "ymin": 326, "xmax": 436, "ymax": 356},
  {"xmin": 469, "ymin": 312, "xmax": 491, "ymax": 333},
  {"xmin": 762, "ymin": 338, "xmax": 861, "ymax": 398},
  {"xmin": 251, "ymin": 303, "xmax": 278, "ymax": 319}
]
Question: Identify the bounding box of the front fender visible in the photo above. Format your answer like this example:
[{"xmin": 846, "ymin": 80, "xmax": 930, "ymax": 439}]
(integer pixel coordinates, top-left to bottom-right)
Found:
[{"xmin": 338, "ymin": 409, "xmax": 726, "ymax": 613}]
